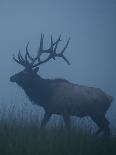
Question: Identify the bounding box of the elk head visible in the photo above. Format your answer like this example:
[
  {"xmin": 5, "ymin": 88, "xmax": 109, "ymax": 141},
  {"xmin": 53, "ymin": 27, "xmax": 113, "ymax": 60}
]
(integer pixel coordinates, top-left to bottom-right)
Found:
[{"xmin": 10, "ymin": 33, "xmax": 70, "ymax": 87}]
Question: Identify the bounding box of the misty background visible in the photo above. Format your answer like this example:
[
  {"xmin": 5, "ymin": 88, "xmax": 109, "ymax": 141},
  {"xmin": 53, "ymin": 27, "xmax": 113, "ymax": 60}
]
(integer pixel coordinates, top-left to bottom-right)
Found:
[{"xmin": 0, "ymin": 0, "xmax": 116, "ymax": 126}]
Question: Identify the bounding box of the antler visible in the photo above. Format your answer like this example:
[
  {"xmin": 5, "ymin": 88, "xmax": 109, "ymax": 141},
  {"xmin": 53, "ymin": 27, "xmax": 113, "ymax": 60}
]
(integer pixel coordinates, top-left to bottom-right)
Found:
[
  {"xmin": 13, "ymin": 33, "xmax": 70, "ymax": 69},
  {"xmin": 13, "ymin": 43, "xmax": 35, "ymax": 69}
]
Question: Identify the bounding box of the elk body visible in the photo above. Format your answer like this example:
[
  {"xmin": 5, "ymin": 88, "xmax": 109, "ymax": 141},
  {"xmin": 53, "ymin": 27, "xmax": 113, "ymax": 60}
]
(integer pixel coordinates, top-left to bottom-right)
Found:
[{"xmin": 10, "ymin": 34, "xmax": 113, "ymax": 135}]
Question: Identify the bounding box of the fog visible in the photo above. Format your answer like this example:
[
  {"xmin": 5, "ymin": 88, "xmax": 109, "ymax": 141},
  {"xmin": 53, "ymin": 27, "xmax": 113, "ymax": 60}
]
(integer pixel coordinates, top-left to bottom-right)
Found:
[{"xmin": 0, "ymin": 0, "xmax": 116, "ymax": 124}]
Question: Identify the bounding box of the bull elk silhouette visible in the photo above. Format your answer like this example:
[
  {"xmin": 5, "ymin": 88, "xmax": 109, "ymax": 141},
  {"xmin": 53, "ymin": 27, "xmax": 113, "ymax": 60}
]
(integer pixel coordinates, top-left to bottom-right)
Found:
[{"xmin": 10, "ymin": 34, "xmax": 113, "ymax": 135}]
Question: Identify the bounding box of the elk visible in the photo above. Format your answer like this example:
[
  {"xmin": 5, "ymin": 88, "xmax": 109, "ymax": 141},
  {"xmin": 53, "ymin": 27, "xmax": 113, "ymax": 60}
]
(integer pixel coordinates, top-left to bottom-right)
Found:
[{"xmin": 10, "ymin": 33, "xmax": 113, "ymax": 135}]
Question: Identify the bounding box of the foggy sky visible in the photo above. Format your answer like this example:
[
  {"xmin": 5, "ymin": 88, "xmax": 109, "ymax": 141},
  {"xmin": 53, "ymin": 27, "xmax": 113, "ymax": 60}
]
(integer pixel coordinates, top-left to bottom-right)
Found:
[{"xmin": 0, "ymin": 0, "xmax": 116, "ymax": 120}]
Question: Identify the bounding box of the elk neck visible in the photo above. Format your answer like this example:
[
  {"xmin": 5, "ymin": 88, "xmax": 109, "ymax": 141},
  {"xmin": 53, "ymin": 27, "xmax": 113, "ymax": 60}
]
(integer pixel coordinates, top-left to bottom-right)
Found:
[{"xmin": 20, "ymin": 74, "xmax": 52, "ymax": 106}]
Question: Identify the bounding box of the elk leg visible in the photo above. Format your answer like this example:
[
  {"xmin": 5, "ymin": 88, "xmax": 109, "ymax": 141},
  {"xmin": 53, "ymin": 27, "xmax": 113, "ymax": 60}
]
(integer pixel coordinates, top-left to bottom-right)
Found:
[
  {"xmin": 63, "ymin": 115, "xmax": 71, "ymax": 130},
  {"xmin": 40, "ymin": 112, "xmax": 51, "ymax": 128},
  {"xmin": 95, "ymin": 128, "xmax": 102, "ymax": 135},
  {"xmin": 95, "ymin": 123, "xmax": 110, "ymax": 136},
  {"xmin": 101, "ymin": 117, "xmax": 110, "ymax": 136},
  {"xmin": 91, "ymin": 114, "xmax": 110, "ymax": 136}
]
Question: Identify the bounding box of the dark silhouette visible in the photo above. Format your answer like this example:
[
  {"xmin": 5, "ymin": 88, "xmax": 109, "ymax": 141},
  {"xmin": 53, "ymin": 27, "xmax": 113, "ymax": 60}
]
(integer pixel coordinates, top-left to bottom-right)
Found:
[{"xmin": 10, "ymin": 34, "xmax": 113, "ymax": 135}]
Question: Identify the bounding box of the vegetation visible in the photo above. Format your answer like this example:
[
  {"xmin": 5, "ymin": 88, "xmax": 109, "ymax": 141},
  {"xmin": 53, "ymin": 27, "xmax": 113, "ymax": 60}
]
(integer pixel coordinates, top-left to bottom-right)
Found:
[{"xmin": 0, "ymin": 104, "xmax": 116, "ymax": 155}]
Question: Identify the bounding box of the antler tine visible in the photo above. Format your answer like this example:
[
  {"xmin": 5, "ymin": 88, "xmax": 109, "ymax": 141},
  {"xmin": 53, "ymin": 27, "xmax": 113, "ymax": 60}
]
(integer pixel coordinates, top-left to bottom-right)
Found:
[
  {"xmin": 25, "ymin": 42, "xmax": 31, "ymax": 64},
  {"xmin": 50, "ymin": 35, "xmax": 60, "ymax": 60},
  {"xmin": 25, "ymin": 42, "xmax": 39, "ymax": 68},
  {"xmin": 51, "ymin": 35, "xmax": 53, "ymax": 49},
  {"xmin": 18, "ymin": 50, "xmax": 28, "ymax": 65},
  {"xmin": 49, "ymin": 35, "xmax": 56, "ymax": 60},
  {"xmin": 25, "ymin": 42, "xmax": 34, "ymax": 61},
  {"xmin": 53, "ymin": 35, "xmax": 62, "ymax": 46},
  {"xmin": 13, "ymin": 54, "xmax": 20, "ymax": 64},
  {"xmin": 13, "ymin": 51, "xmax": 26, "ymax": 66},
  {"xmin": 53, "ymin": 35, "xmax": 62, "ymax": 53},
  {"xmin": 13, "ymin": 48, "xmax": 34, "ymax": 68},
  {"xmin": 41, "ymin": 35, "xmax": 54, "ymax": 54},
  {"xmin": 25, "ymin": 42, "xmax": 29, "ymax": 60},
  {"xmin": 39, "ymin": 33, "xmax": 44, "ymax": 51},
  {"xmin": 36, "ymin": 33, "xmax": 45, "ymax": 62},
  {"xmin": 59, "ymin": 37, "xmax": 70, "ymax": 55},
  {"xmin": 18, "ymin": 50, "xmax": 25, "ymax": 62},
  {"xmin": 55, "ymin": 37, "xmax": 70, "ymax": 65},
  {"xmin": 60, "ymin": 54, "xmax": 70, "ymax": 65},
  {"xmin": 50, "ymin": 35, "xmax": 61, "ymax": 51},
  {"xmin": 31, "ymin": 35, "xmax": 54, "ymax": 68},
  {"xmin": 41, "ymin": 35, "xmax": 61, "ymax": 54},
  {"xmin": 18, "ymin": 51, "xmax": 22, "ymax": 62}
]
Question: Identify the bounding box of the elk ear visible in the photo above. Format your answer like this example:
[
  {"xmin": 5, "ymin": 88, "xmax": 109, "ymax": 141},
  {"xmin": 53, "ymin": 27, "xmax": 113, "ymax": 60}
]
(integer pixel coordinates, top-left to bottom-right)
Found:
[{"xmin": 33, "ymin": 67, "xmax": 39, "ymax": 73}]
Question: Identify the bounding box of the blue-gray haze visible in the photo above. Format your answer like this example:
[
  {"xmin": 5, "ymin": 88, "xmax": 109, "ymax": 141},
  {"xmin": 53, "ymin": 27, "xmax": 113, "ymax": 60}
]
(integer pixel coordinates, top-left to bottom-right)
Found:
[{"xmin": 0, "ymin": 0, "xmax": 115, "ymax": 125}]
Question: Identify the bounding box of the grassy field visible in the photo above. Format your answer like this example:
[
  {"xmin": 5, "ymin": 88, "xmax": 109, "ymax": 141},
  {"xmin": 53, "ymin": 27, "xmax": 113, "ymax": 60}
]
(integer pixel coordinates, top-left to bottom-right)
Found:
[{"xmin": 0, "ymin": 104, "xmax": 116, "ymax": 155}]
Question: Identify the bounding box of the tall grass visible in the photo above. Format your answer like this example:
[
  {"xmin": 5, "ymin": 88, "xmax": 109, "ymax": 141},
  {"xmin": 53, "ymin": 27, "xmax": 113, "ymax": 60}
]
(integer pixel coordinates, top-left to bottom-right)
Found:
[{"xmin": 0, "ymin": 103, "xmax": 116, "ymax": 155}]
